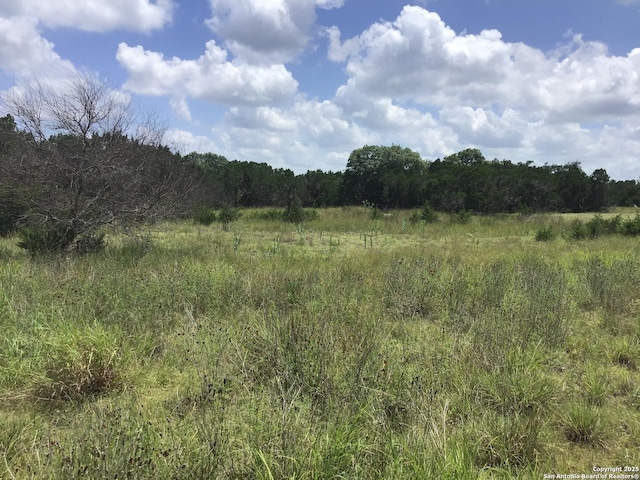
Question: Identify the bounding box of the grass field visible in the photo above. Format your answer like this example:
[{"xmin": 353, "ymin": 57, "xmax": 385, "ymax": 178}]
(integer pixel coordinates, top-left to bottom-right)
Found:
[{"xmin": 1, "ymin": 207, "xmax": 639, "ymax": 479}]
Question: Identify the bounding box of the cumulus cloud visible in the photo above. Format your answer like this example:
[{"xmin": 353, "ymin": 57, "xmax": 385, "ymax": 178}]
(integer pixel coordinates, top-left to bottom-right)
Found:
[
  {"xmin": 207, "ymin": 0, "xmax": 344, "ymax": 64},
  {"xmin": 164, "ymin": 128, "xmax": 220, "ymax": 154},
  {"xmin": 0, "ymin": 16, "xmax": 74, "ymax": 77},
  {"xmin": 0, "ymin": 0, "xmax": 174, "ymax": 33},
  {"xmin": 329, "ymin": 6, "xmax": 640, "ymax": 124},
  {"xmin": 207, "ymin": 99, "xmax": 374, "ymax": 171},
  {"xmin": 116, "ymin": 41, "xmax": 299, "ymax": 106},
  {"xmin": 169, "ymin": 97, "xmax": 193, "ymax": 122}
]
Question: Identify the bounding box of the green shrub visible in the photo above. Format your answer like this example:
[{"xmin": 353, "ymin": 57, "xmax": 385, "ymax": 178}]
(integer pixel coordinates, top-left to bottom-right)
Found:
[
  {"xmin": 620, "ymin": 214, "xmax": 640, "ymax": 236},
  {"xmin": 586, "ymin": 214, "xmax": 621, "ymax": 237},
  {"xmin": 252, "ymin": 209, "xmax": 285, "ymax": 221},
  {"xmin": 535, "ymin": 226, "xmax": 555, "ymax": 241},
  {"xmin": 193, "ymin": 207, "xmax": 217, "ymax": 226},
  {"xmin": 282, "ymin": 205, "xmax": 318, "ymax": 223},
  {"xmin": 452, "ymin": 209, "xmax": 473, "ymax": 224},
  {"xmin": 217, "ymin": 206, "xmax": 241, "ymax": 230},
  {"xmin": 421, "ymin": 203, "xmax": 439, "ymax": 223},
  {"xmin": 17, "ymin": 225, "xmax": 77, "ymax": 254},
  {"xmin": 0, "ymin": 187, "xmax": 28, "ymax": 236},
  {"xmin": 283, "ymin": 204, "xmax": 306, "ymax": 223},
  {"xmin": 569, "ymin": 220, "xmax": 589, "ymax": 240}
]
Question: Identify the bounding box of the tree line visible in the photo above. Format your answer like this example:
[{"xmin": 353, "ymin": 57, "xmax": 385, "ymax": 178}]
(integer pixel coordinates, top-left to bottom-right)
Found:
[
  {"xmin": 2, "ymin": 74, "xmax": 640, "ymax": 253},
  {"xmin": 188, "ymin": 145, "xmax": 640, "ymax": 214}
]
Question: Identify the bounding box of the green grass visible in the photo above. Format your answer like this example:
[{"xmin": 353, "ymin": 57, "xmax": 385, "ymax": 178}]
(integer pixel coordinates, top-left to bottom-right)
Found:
[{"xmin": 1, "ymin": 207, "xmax": 639, "ymax": 478}]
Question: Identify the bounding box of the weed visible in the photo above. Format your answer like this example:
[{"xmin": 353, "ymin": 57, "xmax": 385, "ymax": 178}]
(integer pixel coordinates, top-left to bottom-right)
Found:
[
  {"xmin": 475, "ymin": 411, "xmax": 545, "ymax": 470},
  {"xmin": 562, "ymin": 404, "xmax": 605, "ymax": 446},
  {"xmin": 582, "ymin": 368, "xmax": 610, "ymax": 406},
  {"xmin": 34, "ymin": 324, "xmax": 126, "ymax": 402}
]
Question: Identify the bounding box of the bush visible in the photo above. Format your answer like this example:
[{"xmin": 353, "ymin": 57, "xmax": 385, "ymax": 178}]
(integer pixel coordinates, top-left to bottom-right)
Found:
[
  {"xmin": 585, "ymin": 214, "xmax": 621, "ymax": 238},
  {"xmin": 193, "ymin": 207, "xmax": 217, "ymax": 226},
  {"xmin": 569, "ymin": 220, "xmax": 589, "ymax": 240},
  {"xmin": 0, "ymin": 187, "xmax": 28, "ymax": 236},
  {"xmin": 218, "ymin": 206, "xmax": 242, "ymax": 231},
  {"xmin": 252, "ymin": 209, "xmax": 285, "ymax": 221},
  {"xmin": 17, "ymin": 225, "xmax": 106, "ymax": 255},
  {"xmin": 452, "ymin": 209, "xmax": 473, "ymax": 224},
  {"xmin": 283, "ymin": 205, "xmax": 318, "ymax": 223},
  {"xmin": 72, "ymin": 232, "xmax": 106, "ymax": 254},
  {"xmin": 421, "ymin": 203, "xmax": 439, "ymax": 223},
  {"xmin": 620, "ymin": 214, "xmax": 640, "ymax": 236},
  {"xmin": 17, "ymin": 225, "xmax": 77, "ymax": 254},
  {"xmin": 535, "ymin": 226, "xmax": 555, "ymax": 242}
]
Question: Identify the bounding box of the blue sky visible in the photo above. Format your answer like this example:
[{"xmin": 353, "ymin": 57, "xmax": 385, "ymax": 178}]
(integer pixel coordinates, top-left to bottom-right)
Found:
[{"xmin": 1, "ymin": 0, "xmax": 640, "ymax": 179}]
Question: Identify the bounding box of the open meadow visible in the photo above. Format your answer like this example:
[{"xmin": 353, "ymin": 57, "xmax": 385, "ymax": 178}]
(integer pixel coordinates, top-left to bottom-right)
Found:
[{"xmin": 1, "ymin": 207, "xmax": 639, "ymax": 479}]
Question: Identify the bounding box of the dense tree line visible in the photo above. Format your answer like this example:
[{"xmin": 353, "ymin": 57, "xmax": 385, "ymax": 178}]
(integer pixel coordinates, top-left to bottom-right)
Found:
[
  {"xmin": 3, "ymin": 74, "xmax": 640, "ymax": 254},
  {"xmin": 187, "ymin": 145, "xmax": 640, "ymax": 214}
]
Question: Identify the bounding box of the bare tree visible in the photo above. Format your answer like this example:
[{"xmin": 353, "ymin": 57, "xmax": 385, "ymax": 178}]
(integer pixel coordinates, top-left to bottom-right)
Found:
[{"xmin": 1, "ymin": 72, "xmax": 199, "ymax": 253}]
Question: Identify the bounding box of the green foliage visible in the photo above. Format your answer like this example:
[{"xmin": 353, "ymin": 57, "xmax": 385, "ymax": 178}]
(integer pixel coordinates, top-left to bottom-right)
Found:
[
  {"xmin": 16, "ymin": 226, "xmax": 106, "ymax": 255},
  {"xmin": 251, "ymin": 208, "xmax": 285, "ymax": 221},
  {"xmin": 421, "ymin": 202, "xmax": 439, "ymax": 223},
  {"xmin": 535, "ymin": 226, "xmax": 555, "ymax": 241},
  {"xmin": 370, "ymin": 207, "xmax": 383, "ymax": 220},
  {"xmin": 452, "ymin": 209, "xmax": 473, "ymax": 224},
  {"xmin": 342, "ymin": 144, "xmax": 427, "ymax": 208},
  {"xmin": 17, "ymin": 225, "xmax": 77, "ymax": 254},
  {"xmin": 570, "ymin": 220, "xmax": 589, "ymax": 240},
  {"xmin": 34, "ymin": 324, "xmax": 125, "ymax": 401},
  {"xmin": 586, "ymin": 214, "xmax": 620, "ymax": 237},
  {"xmin": 620, "ymin": 213, "xmax": 640, "ymax": 235},
  {"xmin": 253, "ymin": 205, "xmax": 318, "ymax": 223},
  {"xmin": 217, "ymin": 205, "xmax": 242, "ymax": 231},
  {"xmin": 582, "ymin": 368, "xmax": 609, "ymax": 406},
  {"xmin": 562, "ymin": 404, "xmax": 605, "ymax": 445},
  {"xmin": 282, "ymin": 204, "xmax": 307, "ymax": 223},
  {"xmin": 193, "ymin": 207, "xmax": 217, "ymax": 226},
  {"xmin": 476, "ymin": 411, "xmax": 545, "ymax": 469},
  {"xmin": 0, "ymin": 187, "xmax": 28, "ymax": 236},
  {"xmin": 217, "ymin": 206, "xmax": 241, "ymax": 224}
]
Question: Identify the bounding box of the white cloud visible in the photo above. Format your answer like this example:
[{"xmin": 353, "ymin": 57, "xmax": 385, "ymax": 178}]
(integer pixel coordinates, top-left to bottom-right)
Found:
[
  {"xmin": 164, "ymin": 128, "xmax": 221, "ymax": 154},
  {"xmin": 207, "ymin": 0, "xmax": 344, "ymax": 64},
  {"xmin": 0, "ymin": 0, "xmax": 174, "ymax": 33},
  {"xmin": 206, "ymin": 99, "xmax": 375, "ymax": 171},
  {"xmin": 169, "ymin": 97, "xmax": 192, "ymax": 122},
  {"xmin": 0, "ymin": 16, "xmax": 75, "ymax": 77},
  {"xmin": 116, "ymin": 41, "xmax": 299, "ymax": 106},
  {"xmin": 439, "ymin": 106, "xmax": 526, "ymax": 148},
  {"xmin": 329, "ymin": 6, "xmax": 640, "ymax": 122}
]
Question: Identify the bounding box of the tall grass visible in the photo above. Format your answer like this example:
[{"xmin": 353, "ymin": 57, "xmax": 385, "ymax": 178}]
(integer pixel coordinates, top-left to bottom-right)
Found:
[{"xmin": 1, "ymin": 210, "xmax": 639, "ymax": 478}]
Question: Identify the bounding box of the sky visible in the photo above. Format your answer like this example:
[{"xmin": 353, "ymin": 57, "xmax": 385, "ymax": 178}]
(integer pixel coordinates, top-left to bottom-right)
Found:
[{"xmin": 1, "ymin": 1, "xmax": 640, "ymax": 180}]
